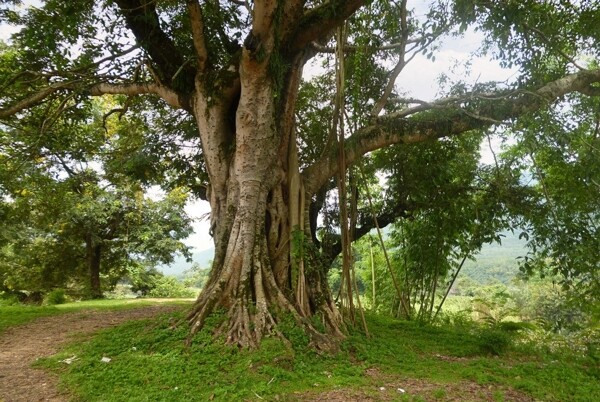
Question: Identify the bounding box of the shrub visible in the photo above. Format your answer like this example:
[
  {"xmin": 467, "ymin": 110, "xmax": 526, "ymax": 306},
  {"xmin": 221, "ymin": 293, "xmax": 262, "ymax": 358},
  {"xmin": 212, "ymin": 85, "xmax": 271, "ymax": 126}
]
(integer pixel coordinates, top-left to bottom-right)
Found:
[
  {"xmin": 477, "ymin": 327, "xmax": 513, "ymax": 355},
  {"xmin": 0, "ymin": 291, "xmax": 22, "ymax": 306},
  {"xmin": 147, "ymin": 276, "xmax": 195, "ymax": 298},
  {"xmin": 43, "ymin": 289, "xmax": 67, "ymax": 305},
  {"xmin": 129, "ymin": 268, "xmax": 164, "ymax": 296},
  {"xmin": 105, "ymin": 284, "xmax": 136, "ymax": 299}
]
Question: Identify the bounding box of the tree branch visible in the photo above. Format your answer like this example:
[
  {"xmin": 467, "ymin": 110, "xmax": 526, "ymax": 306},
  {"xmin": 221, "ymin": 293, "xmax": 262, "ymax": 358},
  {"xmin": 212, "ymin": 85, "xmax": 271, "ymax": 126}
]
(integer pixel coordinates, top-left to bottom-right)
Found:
[
  {"xmin": 371, "ymin": 0, "xmax": 408, "ymax": 117},
  {"xmin": 89, "ymin": 82, "xmax": 184, "ymax": 109},
  {"xmin": 303, "ymin": 68, "xmax": 600, "ymax": 196},
  {"xmin": 0, "ymin": 82, "xmax": 75, "ymax": 119},
  {"xmin": 114, "ymin": 0, "xmax": 196, "ymax": 90},
  {"xmin": 523, "ymin": 23, "xmax": 587, "ymax": 71},
  {"xmin": 186, "ymin": 0, "xmax": 209, "ymax": 70},
  {"xmin": 310, "ymin": 37, "xmax": 424, "ymax": 54},
  {"xmin": 286, "ymin": 0, "xmax": 365, "ymax": 55}
]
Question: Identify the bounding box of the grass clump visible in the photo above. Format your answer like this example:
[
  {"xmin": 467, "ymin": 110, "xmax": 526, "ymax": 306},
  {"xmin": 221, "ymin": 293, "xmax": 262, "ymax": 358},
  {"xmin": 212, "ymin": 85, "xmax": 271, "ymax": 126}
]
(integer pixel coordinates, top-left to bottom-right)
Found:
[{"xmin": 43, "ymin": 289, "xmax": 68, "ymax": 305}]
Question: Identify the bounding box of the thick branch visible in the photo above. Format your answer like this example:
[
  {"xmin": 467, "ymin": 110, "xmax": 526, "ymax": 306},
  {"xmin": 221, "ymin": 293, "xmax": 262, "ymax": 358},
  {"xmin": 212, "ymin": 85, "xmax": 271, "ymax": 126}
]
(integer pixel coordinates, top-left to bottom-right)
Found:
[
  {"xmin": 303, "ymin": 69, "xmax": 600, "ymax": 196},
  {"xmin": 321, "ymin": 204, "xmax": 410, "ymax": 267},
  {"xmin": 90, "ymin": 82, "xmax": 184, "ymax": 109},
  {"xmin": 115, "ymin": 0, "xmax": 196, "ymax": 89},
  {"xmin": 186, "ymin": 0, "xmax": 209, "ymax": 70},
  {"xmin": 286, "ymin": 0, "xmax": 365, "ymax": 54},
  {"xmin": 252, "ymin": 0, "xmax": 279, "ymax": 38}
]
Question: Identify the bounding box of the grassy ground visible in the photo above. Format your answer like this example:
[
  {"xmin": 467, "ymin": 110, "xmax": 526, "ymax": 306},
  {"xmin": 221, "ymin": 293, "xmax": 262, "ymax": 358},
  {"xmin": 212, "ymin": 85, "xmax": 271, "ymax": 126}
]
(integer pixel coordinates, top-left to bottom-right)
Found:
[
  {"xmin": 33, "ymin": 308, "xmax": 600, "ymax": 402},
  {"xmin": 0, "ymin": 299, "xmax": 191, "ymax": 334}
]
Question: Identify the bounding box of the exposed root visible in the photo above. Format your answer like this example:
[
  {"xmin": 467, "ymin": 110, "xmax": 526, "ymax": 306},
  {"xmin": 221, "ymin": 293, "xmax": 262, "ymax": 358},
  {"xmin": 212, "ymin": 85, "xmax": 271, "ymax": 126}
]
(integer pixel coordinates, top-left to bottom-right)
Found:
[
  {"xmin": 186, "ymin": 252, "xmax": 345, "ymax": 350},
  {"xmin": 186, "ymin": 176, "xmax": 346, "ymax": 350}
]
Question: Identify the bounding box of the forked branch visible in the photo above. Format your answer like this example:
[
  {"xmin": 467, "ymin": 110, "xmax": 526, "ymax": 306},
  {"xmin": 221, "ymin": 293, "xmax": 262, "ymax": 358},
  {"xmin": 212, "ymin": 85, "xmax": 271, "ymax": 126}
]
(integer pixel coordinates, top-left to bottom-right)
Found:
[{"xmin": 287, "ymin": 0, "xmax": 365, "ymax": 54}]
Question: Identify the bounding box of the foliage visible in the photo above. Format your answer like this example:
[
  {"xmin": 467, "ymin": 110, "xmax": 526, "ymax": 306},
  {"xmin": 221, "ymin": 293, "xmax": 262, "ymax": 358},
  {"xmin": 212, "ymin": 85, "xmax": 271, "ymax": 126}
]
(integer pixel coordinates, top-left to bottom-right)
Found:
[
  {"xmin": 129, "ymin": 267, "xmax": 195, "ymax": 298},
  {"xmin": 0, "ymin": 290, "xmax": 21, "ymax": 306},
  {"xmin": 518, "ymin": 326, "xmax": 600, "ymax": 366},
  {"xmin": 471, "ymin": 286, "xmax": 517, "ymax": 327},
  {"xmin": 513, "ymin": 276, "xmax": 595, "ymax": 333},
  {"xmin": 357, "ymin": 132, "xmax": 518, "ymax": 322},
  {"xmin": 43, "ymin": 289, "xmax": 68, "ymax": 305},
  {"xmin": 146, "ymin": 276, "xmax": 195, "ymax": 299},
  {"xmin": 181, "ymin": 262, "xmax": 211, "ymax": 289},
  {"xmin": 128, "ymin": 268, "xmax": 165, "ymax": 297},
  {"xmin": 503, "ymin": 95, "xmax": 600, "ymax": 303},
  {"xmin": 0, "ymin": 100, "xmax": 193, "ymax": 298}
]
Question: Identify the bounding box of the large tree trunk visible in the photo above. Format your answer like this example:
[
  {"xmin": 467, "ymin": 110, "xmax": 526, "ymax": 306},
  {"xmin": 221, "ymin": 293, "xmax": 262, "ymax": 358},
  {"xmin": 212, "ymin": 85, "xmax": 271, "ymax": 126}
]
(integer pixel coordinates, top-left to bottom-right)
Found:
[
  {"xmin": 85, "ymin": 234, "xmax": 102, "ymax": 299},
  {"xmin": 186, "ymin": 48, "xmax": 344, "ymax": 350}
]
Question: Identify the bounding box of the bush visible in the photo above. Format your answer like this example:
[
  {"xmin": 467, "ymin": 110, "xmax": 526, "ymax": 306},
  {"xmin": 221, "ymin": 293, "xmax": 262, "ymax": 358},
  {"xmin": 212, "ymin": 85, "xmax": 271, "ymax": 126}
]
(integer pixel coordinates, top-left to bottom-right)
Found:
[
  {"xmin": 129, "ymin": 267, "xmax": 163, "ymax": 296},
  {"xmin": 43, "ymin": 289, "xmax": 67, "ymax": 305},
  {"xmin": 477, "ymin": 327, "xmax": 513, "ymax": 355},
  {"xmin": 436, "ymin": 309, "xmax": 475, "ymax": 329},
  {"xmin": 147, "ymin": 276, "xmax": 195, "ymax": 298},
  {"xmin": 0, "ymin": 291, "xmax": 22, "ymax": 306},
  {"xmin": 105, "ymin": 284, "xmax": 136, "ymax": 299}
]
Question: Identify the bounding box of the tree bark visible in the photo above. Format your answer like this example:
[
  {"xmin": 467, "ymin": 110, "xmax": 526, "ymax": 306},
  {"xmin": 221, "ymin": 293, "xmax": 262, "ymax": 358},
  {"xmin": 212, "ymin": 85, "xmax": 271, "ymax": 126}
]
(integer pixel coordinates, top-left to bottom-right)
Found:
[
  {"xmin": 86, "ymin": 234, "xmax": 102, "ymax": 299},
  {"xmin": 185, "ymin": 47, "xmax": 344, "ymax": 349}
]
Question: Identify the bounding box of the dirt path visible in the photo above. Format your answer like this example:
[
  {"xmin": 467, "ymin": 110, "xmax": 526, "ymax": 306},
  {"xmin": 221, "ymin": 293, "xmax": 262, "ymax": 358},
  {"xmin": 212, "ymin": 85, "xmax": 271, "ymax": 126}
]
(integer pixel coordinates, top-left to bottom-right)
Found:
[{"xmin": 0, "ymin": 305, "xmax": 181, "ymax": 402}]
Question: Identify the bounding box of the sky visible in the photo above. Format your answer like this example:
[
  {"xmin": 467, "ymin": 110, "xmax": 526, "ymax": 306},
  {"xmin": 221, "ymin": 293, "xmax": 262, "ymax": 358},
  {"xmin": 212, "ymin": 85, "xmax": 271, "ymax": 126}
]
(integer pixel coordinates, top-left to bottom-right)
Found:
[{"xmin": 0, "ymin": 2, "xmax": 517, "ymax": 253}]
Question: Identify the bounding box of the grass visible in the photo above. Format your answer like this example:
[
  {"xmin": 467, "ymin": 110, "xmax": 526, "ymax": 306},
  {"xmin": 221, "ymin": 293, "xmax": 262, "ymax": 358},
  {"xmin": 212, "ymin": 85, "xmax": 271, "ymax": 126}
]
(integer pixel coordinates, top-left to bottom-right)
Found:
[
  {"xmin": 34, "ymin": 310, "xmax": 600, "ymax": 402},
  {"xmin": 0, "ymin": 298, "xmax": 191, "ymax": 334},
  {"xmin": 0, "ymin": 304, "xmax": 65, "ymax": 332}
]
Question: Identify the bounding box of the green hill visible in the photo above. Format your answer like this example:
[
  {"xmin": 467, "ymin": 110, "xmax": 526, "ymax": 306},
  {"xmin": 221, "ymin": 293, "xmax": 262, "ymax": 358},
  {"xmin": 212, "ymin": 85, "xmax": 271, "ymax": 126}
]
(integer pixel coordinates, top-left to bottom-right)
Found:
[
  {"xmin": 158, "ymin": 248, "xmax": 214, "ymax": 277},
  {"xmin": 461, "ymin": 231, "xmax": 528, "ymax": 285},
  {"xmin": 158, "ymin": 231, "xmax": 527, "ymax": 284}
]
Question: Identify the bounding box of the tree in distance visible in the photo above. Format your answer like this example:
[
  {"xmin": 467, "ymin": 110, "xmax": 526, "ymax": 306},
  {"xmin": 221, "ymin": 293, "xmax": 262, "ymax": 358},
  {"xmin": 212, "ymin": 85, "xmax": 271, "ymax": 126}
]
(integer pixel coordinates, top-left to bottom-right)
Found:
[{"xmin": 0, "ymin": 98, "xmax": 193, "ymax": 299}]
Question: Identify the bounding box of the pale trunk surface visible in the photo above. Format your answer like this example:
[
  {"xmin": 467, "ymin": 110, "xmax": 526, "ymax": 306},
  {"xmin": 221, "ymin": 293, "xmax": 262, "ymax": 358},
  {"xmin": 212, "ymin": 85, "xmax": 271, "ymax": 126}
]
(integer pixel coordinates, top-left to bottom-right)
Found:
[{"xmin": 186, "ymin": 51, "xmax": 343, "ymax": 349}]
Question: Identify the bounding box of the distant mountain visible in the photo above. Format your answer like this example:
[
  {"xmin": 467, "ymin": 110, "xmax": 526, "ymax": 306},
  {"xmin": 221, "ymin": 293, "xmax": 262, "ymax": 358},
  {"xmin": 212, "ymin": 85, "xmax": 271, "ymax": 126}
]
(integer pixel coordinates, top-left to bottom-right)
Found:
[
  {"xmin": 461, "ymin": 231, "xmax": 528, "ymax": 285},
  {"xmin": 159, "ymin": 247, "xmax": 214, "ymax": 277},
  {"xmin": 159, "ymin": 230, "xmax": 528, "ymax": 284}
]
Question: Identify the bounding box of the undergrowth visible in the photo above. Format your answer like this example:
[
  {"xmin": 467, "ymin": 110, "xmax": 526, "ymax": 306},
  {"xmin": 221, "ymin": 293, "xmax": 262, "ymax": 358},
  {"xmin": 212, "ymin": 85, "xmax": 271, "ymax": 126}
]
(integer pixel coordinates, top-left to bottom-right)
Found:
[{"xmin": 35, "ymin": 310, "xmax": 600, "ymax": 401}]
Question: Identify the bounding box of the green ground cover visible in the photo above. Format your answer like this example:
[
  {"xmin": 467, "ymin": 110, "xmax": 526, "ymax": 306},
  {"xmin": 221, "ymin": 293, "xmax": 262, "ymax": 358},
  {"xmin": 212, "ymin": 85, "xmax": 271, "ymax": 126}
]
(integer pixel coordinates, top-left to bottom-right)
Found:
[
  {"xmin": 0, "ymin": 299, "xmax": 190, "ymax": 334},
  {"xmin": 34, "ymin": 308, "xmax": 600, "ymax": 402}
]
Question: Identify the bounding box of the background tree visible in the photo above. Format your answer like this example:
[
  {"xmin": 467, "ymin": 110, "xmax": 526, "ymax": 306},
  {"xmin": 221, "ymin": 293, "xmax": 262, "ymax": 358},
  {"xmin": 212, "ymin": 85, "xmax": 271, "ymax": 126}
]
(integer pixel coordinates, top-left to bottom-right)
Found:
[
  {"xmin": 1, "ymin": 0, "xmax": 600, "ymax": 348},
  {"xmin": 0, "ymin": 98, "xmax": 192, "ymax": 298},
  {"xmin": 504, "ymin": 92, "xmax": 600, "ymax": 311}
]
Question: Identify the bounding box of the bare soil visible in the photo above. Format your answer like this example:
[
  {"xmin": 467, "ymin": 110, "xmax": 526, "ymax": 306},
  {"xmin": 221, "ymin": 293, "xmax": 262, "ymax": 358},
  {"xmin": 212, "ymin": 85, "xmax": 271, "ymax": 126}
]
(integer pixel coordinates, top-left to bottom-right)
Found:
[{"xmin": 0, "ymin": 305, "xmax": 180, "ymax": 402}]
